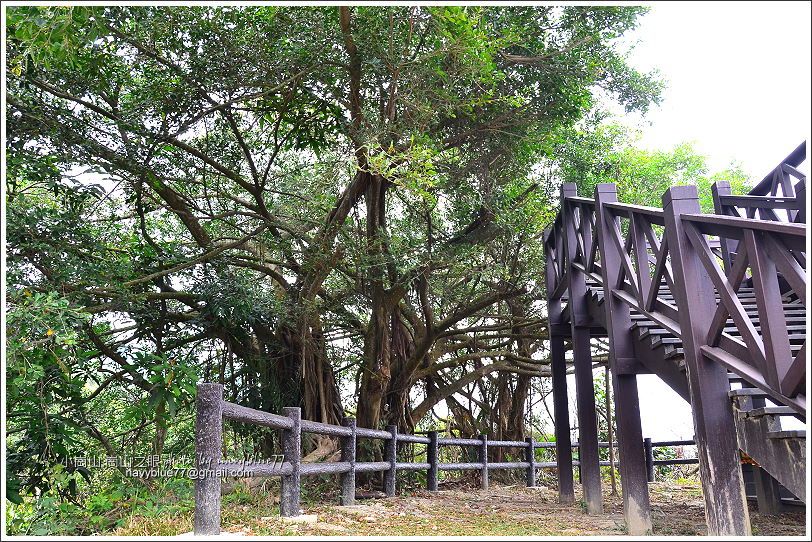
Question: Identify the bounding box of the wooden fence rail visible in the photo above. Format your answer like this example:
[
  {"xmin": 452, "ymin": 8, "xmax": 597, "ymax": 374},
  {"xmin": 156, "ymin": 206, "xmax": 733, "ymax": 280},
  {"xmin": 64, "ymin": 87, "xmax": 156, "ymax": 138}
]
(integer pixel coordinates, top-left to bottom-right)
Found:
[{"xmin": 193, "ymin": 383, "xmax": 697, "ymax": 535}]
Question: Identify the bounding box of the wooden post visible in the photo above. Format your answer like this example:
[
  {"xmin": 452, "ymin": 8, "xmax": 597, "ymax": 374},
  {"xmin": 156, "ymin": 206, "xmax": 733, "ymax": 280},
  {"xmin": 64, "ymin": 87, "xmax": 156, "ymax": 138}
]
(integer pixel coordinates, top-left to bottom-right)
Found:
[
  {"xmin": 744, "ymin": 387, "xmax": 783, "ymax": 515},
  {"xmin": 427, "ymin": 430, "xmax": 439, "ymax": 492},
  {"xmin": 194, "ymin": 383, "xmax": 223, "ymax": 535},
  {"xmin": 571, "ymin": 332, "xmax": 603, "ymax": 515},
  {"xmin": 793, "ymin": 179, "xmax": 805, "ymax": 223},
  {"xmin": 550, "ymin": 335, "xmax": 575, "ymax": 503},
  {"xmin": 662, "ymin": 185, "xmax": 751, "ymax": 536},
  {"xmin": 479, "ymin": 434, "xmax": 489, "ymax": 490},
  {"xmin": 545, "ymin": 219, "xmax": 576, "ymax": 505},
  {"xmin": 594, "ymin": 183, "xmax": 652, "ymax": 533},
  {"xmin": 280, "ymin": 407, "xmax": 301, "ymax": 517},
  {"xmin": 644, "ymin": 438, "xmax": 655, "ymax": 483},
  {"xmin": 525, "ymin": 437, "xmax": 536, "ymax": 487},
  {"xmin": 561, "ymin": 183, "xmax": 603, "ymax": 515},
  {"xmin": 711, "ymin": 181, "xmax": 738, "ymax": 272},
  {"xmin": 340, "ymin": 418, "xmax": 356, "ymax": 506},
  {"xmin": 384, "ymin": 425, "xmax": 398, "ymax": 497},
  {"xmin": 753, "ymin": 467, "xmax": 783, "ymax": 515},
  {"xmin": 605, "ymin": 369, "xmax": 618, "ymax": 496}
]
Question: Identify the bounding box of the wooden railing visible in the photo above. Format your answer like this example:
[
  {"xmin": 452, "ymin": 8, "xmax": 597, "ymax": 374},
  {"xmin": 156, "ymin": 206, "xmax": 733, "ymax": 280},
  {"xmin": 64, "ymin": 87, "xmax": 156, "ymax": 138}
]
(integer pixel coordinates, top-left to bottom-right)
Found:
[
  {"xmin": 712, "ymin": 141, "xmax": 806, "ymax": 271},
  {"xmin": 192, "ymin": 383, "xmax": 697, "ymax": 535},
  {"xmin": 741, "ymin": 142, "xmax": 806, "ymax": 199},
  {"xmin": 679, "ymin": 213, "xmax": 805, "ymax": 405},
  {"xmin": 543, "ymin": 143, "xmax": 807, "ymax": 535},
  {"xmin": 544, "ymin": 176, "xmax": 807, "ymax": 417}
]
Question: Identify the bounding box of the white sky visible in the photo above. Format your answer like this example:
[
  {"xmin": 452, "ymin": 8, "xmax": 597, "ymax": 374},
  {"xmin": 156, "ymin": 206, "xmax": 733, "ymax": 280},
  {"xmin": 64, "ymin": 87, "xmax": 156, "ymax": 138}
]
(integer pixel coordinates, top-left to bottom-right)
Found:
[
  {"xmin": 629, "ymin": 1, "xmax": 809, "ymax": 439},
  {"xmin": 618, "ymin": 1, "xmax": 811, "ymax": 178},
  {"xmin": 565, "ymin": 1, "xmax": 811, "ymax": 441}
]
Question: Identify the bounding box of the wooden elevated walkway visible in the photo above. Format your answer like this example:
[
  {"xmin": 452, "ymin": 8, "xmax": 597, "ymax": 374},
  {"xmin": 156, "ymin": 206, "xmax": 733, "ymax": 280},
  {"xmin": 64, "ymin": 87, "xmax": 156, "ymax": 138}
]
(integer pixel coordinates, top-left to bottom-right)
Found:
[{"xmin": 543, "ymin": 142, "xmax": 806, "ymax": 535}]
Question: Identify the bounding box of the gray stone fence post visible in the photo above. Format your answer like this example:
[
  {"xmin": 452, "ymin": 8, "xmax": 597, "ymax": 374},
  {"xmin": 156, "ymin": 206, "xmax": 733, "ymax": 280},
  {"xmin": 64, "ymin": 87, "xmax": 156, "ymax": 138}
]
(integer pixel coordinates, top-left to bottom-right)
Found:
[
  {"xmin": 427, "ymin": 430, "xmax": 439, "ymax": 492},
  {"xmin": 384, "ymin": 425, "xmax": 398, "ymax": 497},
  {"xmin": 644, "ymin": 438, "xmax": 655, "ymax": 483},
  {"xmin": 479, "ymin": 434, "xmax": 489, "ymax": 490},
  {"xmin": 525, "ymin": 437, "xmax": 536, "ymax": 487},
  {"xmin": 340, "ymin": 418, "xmax": 356, "ymax": 506},
  {"xmin": 280, "ymin": 407, "xmax": 301, "ymax": 517},
  {"xmin": 194, "ymin": 383, "xmax": 223, "ymax": 535}
]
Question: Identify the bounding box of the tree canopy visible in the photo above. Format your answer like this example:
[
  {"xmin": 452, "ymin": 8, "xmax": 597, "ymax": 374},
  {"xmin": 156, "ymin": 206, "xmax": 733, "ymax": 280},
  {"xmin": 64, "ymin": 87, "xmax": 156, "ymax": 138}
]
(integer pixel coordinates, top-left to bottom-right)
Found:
[{"xmin": 5, "ymin": 4, "xmax": 685, "ymax": 514}]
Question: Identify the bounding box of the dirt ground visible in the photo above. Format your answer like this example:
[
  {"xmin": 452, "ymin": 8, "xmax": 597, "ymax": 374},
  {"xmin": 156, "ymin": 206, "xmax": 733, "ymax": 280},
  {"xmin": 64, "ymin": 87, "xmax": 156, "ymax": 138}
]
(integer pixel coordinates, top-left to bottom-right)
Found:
[{"xmin": 215, "ymin": 480, "xmax": 807, "ymax": 537}]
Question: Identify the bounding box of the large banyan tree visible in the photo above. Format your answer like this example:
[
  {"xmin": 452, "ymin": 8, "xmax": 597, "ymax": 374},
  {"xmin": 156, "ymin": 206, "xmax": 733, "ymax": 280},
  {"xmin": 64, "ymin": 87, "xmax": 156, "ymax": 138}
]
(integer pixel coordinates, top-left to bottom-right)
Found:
[{"xmin": 6, "ymin": 4, "xmax": 661, "ymax": 471}]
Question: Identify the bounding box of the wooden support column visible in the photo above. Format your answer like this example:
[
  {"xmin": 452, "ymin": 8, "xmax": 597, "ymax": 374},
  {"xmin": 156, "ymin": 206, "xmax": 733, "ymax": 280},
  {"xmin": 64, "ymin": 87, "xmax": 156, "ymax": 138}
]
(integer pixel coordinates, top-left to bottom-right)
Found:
[
  {"xmin": 561, "ymin": 183, "xmax": 603, "ymax": 515},
  {"xmin": 194, "ymin": 383, "xmax": 223, "ymax": 535},
  {"xmin": 743, "ymin": 388, "xmax": 783, "ymax": 515},
  {"xmin": 550, "ymin": 335, "xmax": 575, "ymax": 503},
  {"xmin": 570, "ymin": 329, "xmax": 603, "ymax": 515},
  {"xmin": 544, "ymin": 223, "xmax": 575, "ymax": 505},
  {"xmin": 662, "ymin": 185, "xmax": 751, "ymax": 536},
  {"xmin": 604, "ymin": 369, "xmax": 618, "ymax": 496},
  {"xmin": 753, "ymin": 466, "xmax": 784, "ymax": 515},
  {"xmin": 594, "ymin": 183, "xmax": 652, "ymax": 534}
]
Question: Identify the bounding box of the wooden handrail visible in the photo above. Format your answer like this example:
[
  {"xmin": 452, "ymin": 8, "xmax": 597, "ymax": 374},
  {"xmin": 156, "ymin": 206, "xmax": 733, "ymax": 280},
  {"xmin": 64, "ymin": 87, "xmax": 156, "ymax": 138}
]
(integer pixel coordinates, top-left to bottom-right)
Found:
[
  {"xmin": 749, "ymin": 141, "xmax": 806, "ymax": 196},
  {"xmin": 545, "ymin": 168, "xmax": 806, "ymax": 415}
]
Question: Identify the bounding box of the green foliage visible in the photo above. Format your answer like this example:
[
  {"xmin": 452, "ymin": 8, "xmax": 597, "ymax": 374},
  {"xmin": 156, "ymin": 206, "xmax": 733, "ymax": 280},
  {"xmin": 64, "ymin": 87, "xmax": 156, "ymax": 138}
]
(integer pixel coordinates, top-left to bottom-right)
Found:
[
  {"xmin": 5, "ymin": 4, "xmax": 676, "ymax": 534},
  {"xmin": 134, "ymin": 352, "xmax": 199, "ymax": 420},
  {"xmin": 6, "ymin": 291, "xmax": 94, "ymax": 503},
  {"xmin": 6, "ymin": 6, "xmax": 100, "ymax": 72},
  {"xmin": 551, "ymin": 118, "xmax": 752, "ymax": 209},
  {"xmin": 5, "ymin": 477, "xmax": 193, "ymax": 535}
]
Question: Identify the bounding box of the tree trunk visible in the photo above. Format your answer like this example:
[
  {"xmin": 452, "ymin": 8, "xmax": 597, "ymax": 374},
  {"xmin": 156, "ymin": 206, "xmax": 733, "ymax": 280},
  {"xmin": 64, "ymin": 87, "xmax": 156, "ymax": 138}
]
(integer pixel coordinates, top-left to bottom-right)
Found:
[
  {"xmin": 276, "ymin": 313, "xmax": 343, "ymax": 425},
  {"xmin": 383, "ymin": 310, "xmax": 417, "ymax": 429},
  {"xmin": 357, "ymin": 175, "xmax": 394, "ymax": 431}
]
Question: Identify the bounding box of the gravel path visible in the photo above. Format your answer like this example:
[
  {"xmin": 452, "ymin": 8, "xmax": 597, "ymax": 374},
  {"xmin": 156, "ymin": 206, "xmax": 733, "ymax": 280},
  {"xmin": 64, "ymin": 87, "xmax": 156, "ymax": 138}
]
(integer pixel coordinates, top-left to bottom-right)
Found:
[{"xmin": 216, "ymin": 481, "xmax": 806, "ymax": 536}]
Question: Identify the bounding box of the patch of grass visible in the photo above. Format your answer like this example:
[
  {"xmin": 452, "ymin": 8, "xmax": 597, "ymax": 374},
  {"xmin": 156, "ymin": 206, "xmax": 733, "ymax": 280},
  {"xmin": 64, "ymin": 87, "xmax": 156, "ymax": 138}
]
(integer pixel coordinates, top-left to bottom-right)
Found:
[{"xmin": 114, "ymin": 511, "xmax": 194, "ymax": 536}]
